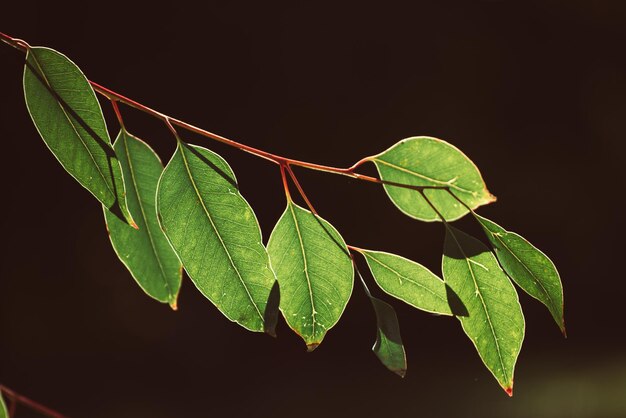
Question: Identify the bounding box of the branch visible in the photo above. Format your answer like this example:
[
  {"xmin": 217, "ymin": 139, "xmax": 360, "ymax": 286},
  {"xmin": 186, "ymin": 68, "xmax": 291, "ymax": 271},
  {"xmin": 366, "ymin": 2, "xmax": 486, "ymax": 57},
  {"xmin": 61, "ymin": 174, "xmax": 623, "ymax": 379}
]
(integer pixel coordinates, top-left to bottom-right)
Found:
[
  {"xmin": 0, "ymin": 30, "xmax": 448, "ymax": 196},
  {"xmin": 0, "ymin": 385, "xmax": 69, "ymax": 418}
]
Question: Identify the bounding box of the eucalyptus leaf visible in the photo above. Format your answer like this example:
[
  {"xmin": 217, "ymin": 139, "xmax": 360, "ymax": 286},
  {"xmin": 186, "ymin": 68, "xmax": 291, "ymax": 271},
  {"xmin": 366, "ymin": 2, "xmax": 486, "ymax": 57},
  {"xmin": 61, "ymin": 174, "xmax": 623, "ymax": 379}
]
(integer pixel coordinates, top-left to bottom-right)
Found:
[
  {"xmin": 157, "ymin": 142, "xmax": 276, "ymax": 332},
  {"xmin": 267, "ymin": 202, "xmax": 353, "ymax": 350},
  {"xmin": 0, "ymin": 391, "xmax": 7, "ymax": 418},
  {"xmin": 104, "ymin": 130, "xmax": 182, "ymax": 308},
  {"xmin": 370, "ymin": 137, "xmax": 495, "ymax": 222},
  {"xmin": 475, "ymin": 214, "xmax": 565, "ymax": 334},
  {"xmin": 369, "ymin": 296, "xmax": 406, "ymax": 377},
  {"xmin": 23, "ymin": 47, "xmax": 136, "ymax": 226},
  {"xmin": 358, "ymin": 271, "xmax": 407, "ymax": 377},
  {"xmin": 359, "ymin": 249, "xmax": 453, "ymax": 315},
  {"xmin": 443, "ymin": 226, "xmax": 525, "ymax": 395}
]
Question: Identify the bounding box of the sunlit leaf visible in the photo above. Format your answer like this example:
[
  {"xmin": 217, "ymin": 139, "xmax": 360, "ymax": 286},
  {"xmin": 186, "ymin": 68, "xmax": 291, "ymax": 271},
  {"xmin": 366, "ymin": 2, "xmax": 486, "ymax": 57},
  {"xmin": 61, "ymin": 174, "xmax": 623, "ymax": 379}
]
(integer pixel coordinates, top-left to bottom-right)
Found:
[
  {"xmin": 104, "ymin": 130, "xmax": 182, "ymax": 308},
  {"xmin": 157, "ymin": 142, "xmax": 276, "ymax": 332},
  {"xmin": 475, "ymin": 214, "xmax": 565, "ymax": 334},
  {"xmin": 23, "ymin": 47, "xmax": 135, "ymax": 226},
  {"xmin": 443, "ymin": 225, "xmax": 525, "ymax": 396},
  {"xmin": 370, "ymin": 137, "xmax": 495, "ymax": 222},
  {"xmin": 267, "ymin": 202, "xmax": 353, "ymax": 350},
  {"xmin": 358, "ymin": 249, "xmax": 453, "ymax": 315}
]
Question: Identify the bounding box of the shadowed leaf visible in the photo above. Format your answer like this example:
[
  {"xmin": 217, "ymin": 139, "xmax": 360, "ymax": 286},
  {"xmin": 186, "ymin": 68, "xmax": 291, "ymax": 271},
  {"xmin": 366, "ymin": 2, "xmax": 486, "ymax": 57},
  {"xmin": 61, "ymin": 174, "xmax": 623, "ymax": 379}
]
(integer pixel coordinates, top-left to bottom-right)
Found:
[
  {"xmin": 369, "ymin": 296, "xmax": 406, "ymax": 377},
  {"xmin": 104, "ymin": 130, "xmax": 182, "ymax": 308},
  {"xmin": 370, "ymin": 296, "xmax": 406, "ymax": 377},
  {"xmin": 23, "ymin": 47, "xmax": 135, "ymax": 226},
  {"xmin": 357, "ymin": 269, "xmax": 407, "ymax": 377},
  {"xmin": 157, "ymin": 142, "xmax": 276, "ymax": 332},
  {"xmin": 370, "ymin": 137, "xmax": 494, "ymax": 222},
  {"xmin": 359, "ymin": 249, "xmax": 454, "ymax": 315},
  {"xmin": 267, "ymin": 202, "xmax": 353, "ymax": 349},
  {"xmin": 263, "ymin": 280, "xmax": 281, "ymax": 337},
  {"xmin": 475, "ymin": 214, "xmax": 565, "ymax": 334},
  {"xmin": 443, "ymin": 226, "xmax": 525, "ymax": 396}
]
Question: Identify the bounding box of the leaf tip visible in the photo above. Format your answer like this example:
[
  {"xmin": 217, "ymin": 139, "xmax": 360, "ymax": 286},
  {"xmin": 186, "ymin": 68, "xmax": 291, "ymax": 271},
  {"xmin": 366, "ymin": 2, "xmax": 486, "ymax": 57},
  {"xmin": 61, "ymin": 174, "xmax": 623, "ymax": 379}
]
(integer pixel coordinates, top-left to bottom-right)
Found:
[
  {"xmin": 504, "ymin": 384, "xmax": 514, "ymax": 397},
  {"xmin": 306, "ymin": 342, "xmax": 320, "ymax": 352},
  {"xmin": 394, "ymin": 368, "xmax": 407, "ymax": 378},
  {"xmin": 130, "ymin": 220, "xmax": 139, "ymax": 230},
  {"xmin": 169, "ymin": 300, "xmax": 178, "ymax": 311}
]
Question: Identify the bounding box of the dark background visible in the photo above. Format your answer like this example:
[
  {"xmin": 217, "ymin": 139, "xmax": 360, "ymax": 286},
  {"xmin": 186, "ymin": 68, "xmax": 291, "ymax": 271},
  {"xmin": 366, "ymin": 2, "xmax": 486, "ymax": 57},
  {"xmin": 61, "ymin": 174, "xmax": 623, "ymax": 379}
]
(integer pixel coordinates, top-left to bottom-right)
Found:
[{"xmin": 1, "ymin": 2, "xmax": 624, "ymax": 417}]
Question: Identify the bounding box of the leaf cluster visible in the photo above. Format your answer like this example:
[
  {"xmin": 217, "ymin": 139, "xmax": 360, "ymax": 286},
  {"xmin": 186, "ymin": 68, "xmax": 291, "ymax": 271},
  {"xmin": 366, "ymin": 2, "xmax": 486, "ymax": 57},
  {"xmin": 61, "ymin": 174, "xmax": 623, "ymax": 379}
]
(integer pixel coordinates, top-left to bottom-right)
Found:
[{"xmin": 16, "ymin": 44, "xmax": 564, "ymax": 395}]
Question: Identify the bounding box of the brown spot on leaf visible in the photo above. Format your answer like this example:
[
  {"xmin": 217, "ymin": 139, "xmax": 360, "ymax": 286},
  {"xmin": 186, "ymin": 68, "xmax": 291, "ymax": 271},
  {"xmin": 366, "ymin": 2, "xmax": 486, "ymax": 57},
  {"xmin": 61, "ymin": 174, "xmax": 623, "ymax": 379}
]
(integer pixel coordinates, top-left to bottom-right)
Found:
[{"xmin": 306, "ymin": 343, "xmax": 319, "ymax": 352}]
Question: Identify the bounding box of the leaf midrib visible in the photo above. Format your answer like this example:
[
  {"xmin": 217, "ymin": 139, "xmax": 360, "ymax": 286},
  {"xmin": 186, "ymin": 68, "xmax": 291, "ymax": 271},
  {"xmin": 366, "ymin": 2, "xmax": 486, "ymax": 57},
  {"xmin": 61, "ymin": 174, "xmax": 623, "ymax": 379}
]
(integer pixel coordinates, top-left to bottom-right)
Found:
[
  {"xmin": 122, "ymin": 134, "xmax": 174, "ymax": 301},
  {"xmin": 374, "ymin": 158, "xmax": 475, "ymax": 195},
  {"xmin": 363, "ymin": 252, "xmax": 448, "ymax": 306},
  {"xmin": 289, "ymin": 203, "xmax": 317, "ymax": 340},
  {"xmin": 179, "ymin": 144, "xmax": 263, "ymax": 322},
  {"xmin": 448, "ymin": 229, "xmax": 508, "ymax": 384},
  {"xmin": 490, "ymin": 230, "xmax": 558, "ymax": 317},
  {"xmin": 28, "ymin": 50, "xmax": 114, "ymax": 199}
]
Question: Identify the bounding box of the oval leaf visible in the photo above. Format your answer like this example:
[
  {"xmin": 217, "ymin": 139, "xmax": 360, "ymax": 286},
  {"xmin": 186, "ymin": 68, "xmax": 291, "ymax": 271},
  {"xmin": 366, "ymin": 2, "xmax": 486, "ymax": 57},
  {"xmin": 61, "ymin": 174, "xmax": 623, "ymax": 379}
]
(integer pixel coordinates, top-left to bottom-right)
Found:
[
  {"xmin": 157, "ymin": 142, "xmax": 276, "ymax": 332},
  {"xmin": 104, "ymin": 130, "xmax": 182, "ymax": 308},
  {"xmin": 358, "ymin": 249, "xmax": 453, "ymax": 315},
  {"xmin": 23, "ymin": 47, "xmax": 135, "ymax": 226},
  {"xmin": 267, "ymin": 202, "xmax": 353, "ymax": 350},
  {"xmin": 370, "ymin": 137, "xmax": 495, "ymax": 222},
  {"xmin": 443, "ymin": 226, "xmax": 525, "ymax": 396},
  {"xmin": 475, "ymin": 214, "xmax": 565, "ymax": 334}
]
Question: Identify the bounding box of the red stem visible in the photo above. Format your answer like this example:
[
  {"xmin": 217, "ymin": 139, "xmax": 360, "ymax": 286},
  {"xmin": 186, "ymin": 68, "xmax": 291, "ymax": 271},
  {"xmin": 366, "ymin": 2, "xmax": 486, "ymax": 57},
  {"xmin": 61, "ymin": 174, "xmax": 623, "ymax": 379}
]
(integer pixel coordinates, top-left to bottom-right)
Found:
[
  {"xmin": 0, "ymin": 385, "xmax": 69, "ymax": 418},
  {"xmin": 285, "ymin": 165, "xmax": 318, "ymax": 215},
  {"xmin": 0, "ymin": 30, "xmax": 449, "ymax": 195},
  {"xmin": 110, "ymin": 99, "xmax": 125, "ymax": 129},
  {"xmin": 279, "ymin": 164, "xmax": 292, "ymax": 201}
]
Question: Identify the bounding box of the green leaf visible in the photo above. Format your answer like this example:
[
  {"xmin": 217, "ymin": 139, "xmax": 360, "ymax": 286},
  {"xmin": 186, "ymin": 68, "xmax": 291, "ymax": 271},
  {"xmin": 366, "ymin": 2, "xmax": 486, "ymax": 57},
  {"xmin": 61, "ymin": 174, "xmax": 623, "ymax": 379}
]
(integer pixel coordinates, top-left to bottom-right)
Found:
[
  {"xmin": 443, "ymin": 226, "xmax": 525, "ymax": 396},
  {"xmin": 358, "ymin": 249, "xmax": 453, "ymax": 315},
  {"xmin": 23, "ymin": 47, "xmax": 136, "ymax": 226},
  {"xmin": 475, "ymin": 214, "xmax": 565, "ymax": 334},
  {"xmin": 156, "ymin": 141, "xmax": 276, "ymax": 332},
  {"xmin": 358, "ymin": 270, "xmax": 407, "ymax": 377},
  {"xmin": 369, "ymin": 296, "xmax": 406, "ymax": 377},
  {"xmin": 0, "ymin": 391, "xmax": 7, "ymax": 418},
  {"xmin": 267, "ymin": 202, "xmax": 353, "ymax": 350},
  {"xmin": 104, "ymin": 130, "xmax": 182, "ymax": 308},
  {"xmin": 369, "ymin": 137, "xmax": 495, "ymax": 222}
]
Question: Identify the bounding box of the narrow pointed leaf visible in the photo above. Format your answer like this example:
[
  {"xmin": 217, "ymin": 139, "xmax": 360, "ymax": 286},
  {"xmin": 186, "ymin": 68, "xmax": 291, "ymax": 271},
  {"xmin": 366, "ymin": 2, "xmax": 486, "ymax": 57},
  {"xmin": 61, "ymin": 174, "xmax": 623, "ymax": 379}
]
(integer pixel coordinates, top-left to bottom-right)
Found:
[
  {"xmin": 475, "ymin": 214, "xmax": 565, "ymax": 334},
  {"xmin": 443, "ymin": 226, "xmax": 525, "ymax": 395},
  {"xmin": 358, "ymin": 271, "xmax": 407, "ymax": 377},
  {"xmin": 104, "ymin": 130, "xmax": 182, "ymax": 308},
  {"xmin": 369, "ymin": 296, "xmax": 406, "ymax": 377},
  {"xmin": 359, "ymin": 249, "xmax": 453, "ymax": 315},
  {"xmin": 370, "ymin": 137, "xmax": 495, "ymax": 222},
  {"xmin": 23, "ymin": 47, "xmax": 135, "ymax": 226},
  {"xmin": 157, "ymin": 142, "xmax": 275, "ymax": 332},
  {"xmin": 267, "ymin": 202, "xmax": 353, "ymax": 350},
  {"xmin": 0, "ymin": 391, "xmax": 7, "ymax": 418}
]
